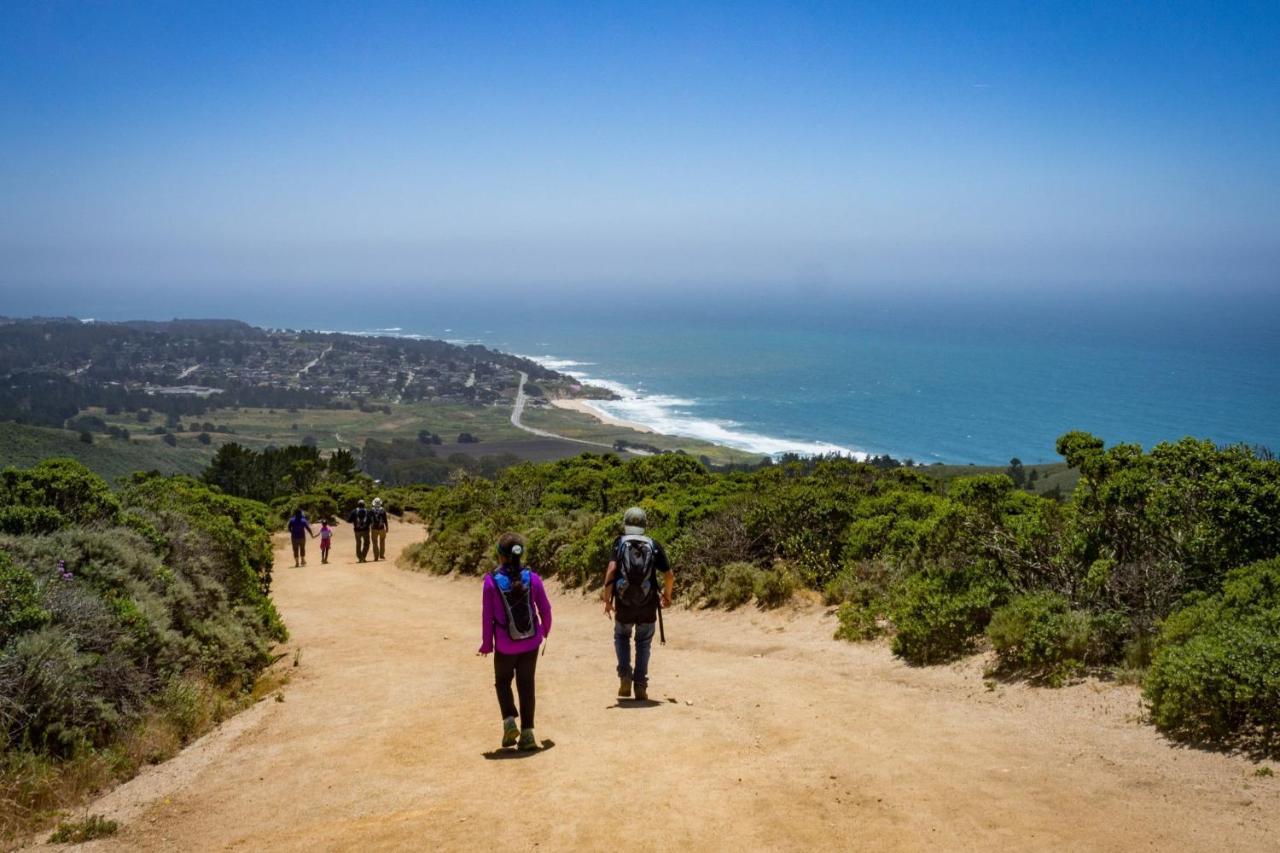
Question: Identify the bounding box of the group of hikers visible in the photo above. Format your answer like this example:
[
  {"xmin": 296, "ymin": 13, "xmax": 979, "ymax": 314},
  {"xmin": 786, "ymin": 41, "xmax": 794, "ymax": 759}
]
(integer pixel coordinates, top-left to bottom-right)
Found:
[
  {"xmin": 478, "ymin": 506, "xmax": 672, "ymax": 751},
  {"xmin": 290, "ymin": 500, "xmax": 671, "ymax": 753},
  {"xmin": 284, "ymin": 497, "xmax": 391, "ymax": 566}
]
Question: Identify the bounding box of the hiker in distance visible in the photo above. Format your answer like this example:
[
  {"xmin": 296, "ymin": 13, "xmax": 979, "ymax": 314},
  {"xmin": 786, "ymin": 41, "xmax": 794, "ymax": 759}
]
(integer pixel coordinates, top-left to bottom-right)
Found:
[
  {"xmin": 286, "ymin": 509, "xmax": 315, "ymax": 567},
  {"xmin": 602, "ymin": 506, "xmax": 673, "ymax": 701},
  {"xmin": 347, "ymin": 499, "xmax": 372, "ymax": 563},
  {"xmin": 369, "ymin": 497, "xmax": 390, "ymax": 561},
  {"xmin": 478, "ymin": 533, "xmax": 553, "ymax": 751}
]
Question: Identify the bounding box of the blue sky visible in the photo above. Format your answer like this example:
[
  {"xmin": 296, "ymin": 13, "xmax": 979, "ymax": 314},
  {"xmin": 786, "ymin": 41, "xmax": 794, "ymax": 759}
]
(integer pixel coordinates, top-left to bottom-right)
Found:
[{"xmin": 1, "ymin": 1, "xmax": 1278, "ymax": 301}]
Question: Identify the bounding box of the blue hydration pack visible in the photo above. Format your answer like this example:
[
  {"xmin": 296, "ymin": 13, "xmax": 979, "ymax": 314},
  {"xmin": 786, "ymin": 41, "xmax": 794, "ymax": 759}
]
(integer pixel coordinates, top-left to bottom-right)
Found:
[{"xmin": 492, "ymin": 568, "xmax": 537, "ymax": 641}]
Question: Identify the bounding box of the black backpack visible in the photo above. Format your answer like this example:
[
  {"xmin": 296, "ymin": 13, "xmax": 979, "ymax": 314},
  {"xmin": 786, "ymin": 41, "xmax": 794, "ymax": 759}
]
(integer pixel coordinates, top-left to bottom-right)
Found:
[
  {"xmin": 371, "ymin": 507, "xmax": 388, "ymax": 529},
  {"xmin": 492, "ymin": 568, "xmax": 538, "ymax": 641},
  {"xmin": 352, "ymin": 507, "xmax": 370, "ymax": 530},
  {"xmin": 615, "ymin": 535, "xmax": 657, "ymax": 608}
]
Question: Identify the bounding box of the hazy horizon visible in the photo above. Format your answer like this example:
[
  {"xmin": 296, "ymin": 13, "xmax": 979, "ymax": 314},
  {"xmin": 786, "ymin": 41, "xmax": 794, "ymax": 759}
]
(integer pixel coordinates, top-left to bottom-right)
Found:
[{"xmin": 3, "ymin": 2, "xmax": 1279, "ymax": 301}]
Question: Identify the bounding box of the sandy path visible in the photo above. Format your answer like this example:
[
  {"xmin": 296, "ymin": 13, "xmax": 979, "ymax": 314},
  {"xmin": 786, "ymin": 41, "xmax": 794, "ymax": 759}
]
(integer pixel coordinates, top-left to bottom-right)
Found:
[{"xmin": 53, "ymin": 522, "xmax": 1278, "ymax": 852}]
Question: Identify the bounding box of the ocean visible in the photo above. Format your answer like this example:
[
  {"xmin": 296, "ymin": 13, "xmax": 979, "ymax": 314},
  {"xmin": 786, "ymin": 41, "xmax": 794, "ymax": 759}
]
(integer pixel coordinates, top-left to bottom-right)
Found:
[
  {"xmin": 256, "ymin": 287, "xmax": 1280, "ymax": 466},
  {"xmin": 60, "ymin": 285, "xmax": 1280, "ymax": 465}
]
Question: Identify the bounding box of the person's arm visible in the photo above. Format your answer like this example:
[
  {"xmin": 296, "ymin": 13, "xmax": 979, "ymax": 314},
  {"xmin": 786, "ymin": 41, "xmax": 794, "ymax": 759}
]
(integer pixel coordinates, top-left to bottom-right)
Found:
[
  {"xmin": 602, "ymin": 560, "xmax": 618, "ymax": 615},
  {"xmin": 478, "ymin": 576, "xmax": 494, "ymax": 655},
  {"xmin": 533, "ymin": 575, "xmax": 552, "ymax": 639},
  {"xmin": 654, "ymin": 544, "xmax": 673, "ymax": 607},
  {"xmin": 306, "ymin": 522, "xmax": 315, "ymax": 538}
]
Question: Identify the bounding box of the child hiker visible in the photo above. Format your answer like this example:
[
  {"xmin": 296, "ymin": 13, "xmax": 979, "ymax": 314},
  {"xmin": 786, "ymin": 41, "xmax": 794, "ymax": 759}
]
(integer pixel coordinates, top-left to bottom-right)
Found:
[
  {"xmin": 478, "ymin": 533, "xmax": 552, "ymax": 750},
  {"xmin": 319, "ymin": 521, "xmax": 333, "ymax": 564}
]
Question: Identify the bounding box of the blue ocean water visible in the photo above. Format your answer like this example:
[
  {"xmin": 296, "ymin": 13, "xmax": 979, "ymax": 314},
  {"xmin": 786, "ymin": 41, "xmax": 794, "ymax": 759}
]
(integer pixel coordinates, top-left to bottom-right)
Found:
[
  {"xmin": 278, "ymin": 288, "xmax": 1280, "ymax": 465},
  {"xmin": 60, "ymin": 286, "xmax": 1280, "ymax": 465}
]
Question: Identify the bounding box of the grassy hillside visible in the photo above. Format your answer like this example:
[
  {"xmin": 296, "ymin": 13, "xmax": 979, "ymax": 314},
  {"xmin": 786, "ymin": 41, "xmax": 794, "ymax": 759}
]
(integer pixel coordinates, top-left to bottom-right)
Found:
[
  {"xmin": 0, "ymin": 422, "xmax": 217, "ymax": 482},
  {"xmin": 80, "ymin": 400, "xmax": 762, "ymax": 466},
  {"xmin": 921, "ymin": 461, "xmax": 1079, "ymax": 497}
]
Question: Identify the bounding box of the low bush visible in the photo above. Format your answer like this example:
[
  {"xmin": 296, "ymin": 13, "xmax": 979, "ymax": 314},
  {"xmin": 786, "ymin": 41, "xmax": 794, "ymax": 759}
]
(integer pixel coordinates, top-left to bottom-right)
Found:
[
  {"xmin": 49, "ymin": 813, "xmax": 118, "ymax": 844},
  {"xmin": 710, "ymin": 562, "xmax": 759, "ymax": 609},
  {"xmin": 753, "ymin": 563, "xmax": 798, "ymax": 608},
  {"xmin": 835, "ymin": 598, "xmax": 886, "ymax": 641},
  {"xmin": 825, "ymin": 561, "xmax": 893, "ymax": 643},
  {"xmin": 890, "ymin": 567, "xmax": 1004, "ymax": 665},
  {"xmin": 986, "ymin": 593, "xmax": 1092, "ymax": 685},
  {"xmin": 1144, "ymin": 557, "xmax": 1280, "ymax": 752},
  {"xmin": 0, "ymin": 552, "xmax": 48, "ymax": 644}
]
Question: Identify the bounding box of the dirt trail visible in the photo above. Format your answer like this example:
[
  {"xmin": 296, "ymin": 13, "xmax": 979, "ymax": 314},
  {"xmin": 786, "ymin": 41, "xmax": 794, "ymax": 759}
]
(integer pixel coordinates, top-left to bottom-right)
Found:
[{"xmin": 51, "ymin": 522, "xmax": 1278, "ymax": 851}]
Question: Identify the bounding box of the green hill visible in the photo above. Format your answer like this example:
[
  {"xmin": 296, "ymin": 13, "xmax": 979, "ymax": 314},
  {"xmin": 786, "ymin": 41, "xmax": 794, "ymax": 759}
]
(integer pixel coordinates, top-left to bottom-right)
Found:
[{"xmin": 0, "ymin": 422, "xmax": 216, "ymax": 483}]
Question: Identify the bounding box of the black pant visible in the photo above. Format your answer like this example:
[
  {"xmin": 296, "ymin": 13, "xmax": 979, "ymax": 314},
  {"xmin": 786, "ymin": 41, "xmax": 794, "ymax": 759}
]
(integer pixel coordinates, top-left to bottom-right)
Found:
[
  {"xmin": 354, "ymin": 529, "xmax": 370, "ymax": 561},
  {"xmin": 493, "ymin": 649, "xmax": 538, "ymax": 730}
]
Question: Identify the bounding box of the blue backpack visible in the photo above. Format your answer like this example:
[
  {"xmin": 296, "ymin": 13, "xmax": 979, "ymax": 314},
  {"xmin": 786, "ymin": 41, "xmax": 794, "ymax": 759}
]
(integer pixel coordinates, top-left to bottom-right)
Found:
[{"xmin": 492, "ymin": 568, "xmax": 538, "ymax": 641}]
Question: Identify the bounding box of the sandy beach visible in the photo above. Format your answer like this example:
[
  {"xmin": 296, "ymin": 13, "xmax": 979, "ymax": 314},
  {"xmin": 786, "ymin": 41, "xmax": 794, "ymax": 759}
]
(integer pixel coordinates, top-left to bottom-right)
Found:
[{"xmin": 551, "ymin": 397, "xmax": 654, "ymax": 433}]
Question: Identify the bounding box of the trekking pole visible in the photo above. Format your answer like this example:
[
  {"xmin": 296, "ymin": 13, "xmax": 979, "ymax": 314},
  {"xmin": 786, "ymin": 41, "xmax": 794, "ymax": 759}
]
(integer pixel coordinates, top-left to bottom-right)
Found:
[{"xmin": 657, "ymin": 603, "xmax": 666, "ymax": 645}]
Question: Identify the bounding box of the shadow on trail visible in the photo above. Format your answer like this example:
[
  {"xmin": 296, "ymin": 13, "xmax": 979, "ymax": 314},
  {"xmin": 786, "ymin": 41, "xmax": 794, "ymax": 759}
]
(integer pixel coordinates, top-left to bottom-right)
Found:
[
  {"xmin": 607, "ymin": 700, "xmax": 664, "ymax": 709},
  {"xmin": 482, "ymin": 740, "xmax": 557, "ymax": 760}
]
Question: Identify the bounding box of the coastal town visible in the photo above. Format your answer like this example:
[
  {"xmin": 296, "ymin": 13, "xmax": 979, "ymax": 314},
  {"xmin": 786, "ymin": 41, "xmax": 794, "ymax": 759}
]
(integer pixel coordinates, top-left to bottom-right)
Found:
[{"xmin": 0, "ymin": 317, "xmax": 584, "ymax": 425}]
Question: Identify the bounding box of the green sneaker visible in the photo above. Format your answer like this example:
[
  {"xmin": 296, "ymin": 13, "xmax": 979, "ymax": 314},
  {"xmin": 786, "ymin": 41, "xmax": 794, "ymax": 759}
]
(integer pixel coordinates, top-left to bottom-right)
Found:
[
  {"xmin": 502, "ymin": 717, "xmax": 519, "ymax": 748},
  {"xmin": 518, "ymin": 729, "xmax": 538, "ymax": 751}
]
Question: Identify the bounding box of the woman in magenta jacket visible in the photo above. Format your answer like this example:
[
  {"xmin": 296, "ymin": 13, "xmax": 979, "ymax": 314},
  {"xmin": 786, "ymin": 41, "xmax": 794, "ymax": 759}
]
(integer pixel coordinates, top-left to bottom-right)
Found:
[{"xmin": 478, "ymin": 533, "xmax": 552, "ymax": 750}]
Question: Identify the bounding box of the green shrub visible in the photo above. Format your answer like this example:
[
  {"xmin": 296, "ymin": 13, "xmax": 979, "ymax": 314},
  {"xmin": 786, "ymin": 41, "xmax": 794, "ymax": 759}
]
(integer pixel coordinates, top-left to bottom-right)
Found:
[
  {"xmin": 0, "ymin": 551, "xmax": 49, "ymax": 644},
  {"xmin": 753, "ymin": 563, "xmax": 798, "ymax": 608},
  {"xmin": 835, "ymin": 599, "xmax": 885, "ymax": 641},
  {"xmin": 49, "ymin": 813, "xmax": 118, "ymax": 843},
  {"xmin": 711, "ymin": 562, "xmax": 759, "ymax": 609},
  {"xmin": 1144, "ymin": 557, "xmax": 1280, "ymax": 750},
  {"xmin": 0, "ymin": 459, "xmax": 121, "ymax": 530},
  {"xmin": 987, "ymin": 593, "xmax": 1092, "ymax": 684},
  {"xmin": 890, "ymin": 567, "xmax": 1004, "ymax": 665}
]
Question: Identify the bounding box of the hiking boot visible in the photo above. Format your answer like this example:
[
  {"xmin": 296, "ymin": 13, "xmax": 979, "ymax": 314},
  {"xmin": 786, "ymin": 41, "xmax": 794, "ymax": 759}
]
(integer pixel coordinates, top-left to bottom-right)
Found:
[
  {"xmin": 634, "ymin": 683, "xmax": 648, "ymax": 701},
  {"xmin": 518, "ymin": 729, "xmax": 538, "ymax": 751},
  {"xmin": 502, "ymin": 717, "xmax": 519, "ymax": 748},
  {"xmin": 618, "ymin": 677, "xmax": 632, "ymax": 699}
]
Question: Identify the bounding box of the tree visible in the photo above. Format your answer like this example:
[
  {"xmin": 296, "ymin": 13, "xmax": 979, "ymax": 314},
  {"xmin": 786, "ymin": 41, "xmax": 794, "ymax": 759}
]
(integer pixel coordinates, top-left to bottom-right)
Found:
[
  {"xmin": 162, "ymin": 433, "xmax": 178, "ymax": 447},
  {"xmin": 78, "ymin": 430, "xmax": 92, "ymax": 444},
  {"xmin": 327, "ymin": 448, "xmax": 358, "ymax": 481},
  {"xmin": 197, "ymin": 432, "xmax": 212, "ymax": 445},
  {"xmin": 1006, "ymin": 457, "xmax": 1026, "ymax": 488},
  {"xmin": 457, "ymin": 432, "xmax": 479, "ymax": 444}
]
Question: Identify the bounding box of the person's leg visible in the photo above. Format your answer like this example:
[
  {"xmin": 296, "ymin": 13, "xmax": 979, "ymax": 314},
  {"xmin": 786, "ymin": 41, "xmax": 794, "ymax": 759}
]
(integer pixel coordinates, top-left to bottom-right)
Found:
[
  {"xmin": 614, "ymin": 621, "xmax": 633, "ymax": 678},
  {"xmin": 299, "ymin": 537, "xmax": 306, "ymax": 565},
  {"xmin": 374, "ymin": 529, "xmax": 386, "ymax": 560},
  {"xmin": 291, "ymin": 538, "xmax": 302, "ymax": 565},
  {"xmin": 356, "ymin": 531, "xmax": 369, "ymax": 561},
  {"xmin": 633, "ymin": 622, "xmax": 656, "ymax": 686},
  {"xmin": 493, "ymin": 652, "xmax": 518, "ymax": 721},
  {"xmin": 514, "ymin": 649, "xmax": 538, "ymax": 731}
]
